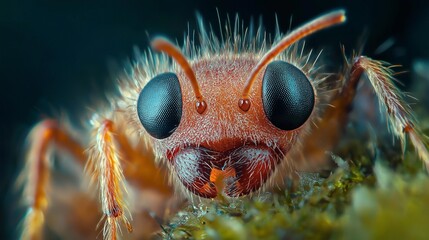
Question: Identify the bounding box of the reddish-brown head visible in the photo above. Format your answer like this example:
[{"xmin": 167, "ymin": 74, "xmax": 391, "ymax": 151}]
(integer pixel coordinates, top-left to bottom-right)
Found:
[{"xmin": 136, "ymin": 10, "xmax": 346, "ymax": 198}]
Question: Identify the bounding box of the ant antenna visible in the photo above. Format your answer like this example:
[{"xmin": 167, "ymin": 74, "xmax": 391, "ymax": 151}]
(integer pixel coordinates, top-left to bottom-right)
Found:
[
  {"xmin": 151, "ymin": 37, "xmax": 207, "ymax": 114},
  {"xmin": 239, "ymin": 9, "xmax": 346, "ymax": 112}
]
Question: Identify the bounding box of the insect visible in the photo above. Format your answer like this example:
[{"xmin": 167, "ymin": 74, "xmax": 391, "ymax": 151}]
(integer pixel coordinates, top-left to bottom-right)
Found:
[{"xmin": 19, "ymin": 9, "xmax": 429, "ymax": 240}]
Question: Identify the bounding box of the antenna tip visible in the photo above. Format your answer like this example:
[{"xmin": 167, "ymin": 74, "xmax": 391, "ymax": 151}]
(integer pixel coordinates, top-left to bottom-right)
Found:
[
  {"xmin": 323, "ymin": 9, "xmax": 347, "ymax": 26},
  {"xmin": 339, "ymin": 11, "xmax": 347, "ymax": 22},
  {"xmin": 150, "ymin": 37, "xmax": 170, "ymax": 51},
  {"xmin": 333, "ymin": 9, "xmax": 347, "ymax": 23}
]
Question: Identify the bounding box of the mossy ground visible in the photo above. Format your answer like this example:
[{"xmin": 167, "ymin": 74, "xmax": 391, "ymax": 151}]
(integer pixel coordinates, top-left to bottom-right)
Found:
[{"xmin": 159, "ymin": 115, "xmax": 429, "ymax": 240}]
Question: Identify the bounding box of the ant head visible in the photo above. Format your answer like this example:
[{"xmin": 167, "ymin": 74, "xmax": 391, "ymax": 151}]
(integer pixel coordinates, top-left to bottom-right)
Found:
[{"xmin": 136, "ymin": 10, "xmax": 346, "ymax": 198}]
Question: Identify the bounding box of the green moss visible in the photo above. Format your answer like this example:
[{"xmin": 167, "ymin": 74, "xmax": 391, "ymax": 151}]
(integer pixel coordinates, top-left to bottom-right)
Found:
[
  {"xmin": 338, "ymin": 161, "xmax": 429, "ymax": 239},
  {"xmin": 159, "ymin": 126, "xmax": 429, "ymax": 240}
]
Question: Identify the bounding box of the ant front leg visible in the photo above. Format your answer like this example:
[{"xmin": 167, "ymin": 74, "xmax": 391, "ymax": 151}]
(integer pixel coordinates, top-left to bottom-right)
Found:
[
  {"xmin": 20, "ymin": 119, "xmax": 86, "ymax": 240},
  {"xmin": 87, "ymin": 118, "xmax": 174, "ymax": 240},
  {"xmin": 348, "ymin": 56, "xmax": 429, "ymax": 168},
  {"xmin": 307, "ymin": 54, "xmax": 429, "ymax": 170},
  {"xmin": 86, "ymin": 119, "xmax": 133, "ymax": 240}
]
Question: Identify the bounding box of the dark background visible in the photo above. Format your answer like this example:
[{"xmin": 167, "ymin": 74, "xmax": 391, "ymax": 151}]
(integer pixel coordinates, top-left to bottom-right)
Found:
[{"xmin": 1, "ymin": 0, "xmax": 429, "ymax": 238}]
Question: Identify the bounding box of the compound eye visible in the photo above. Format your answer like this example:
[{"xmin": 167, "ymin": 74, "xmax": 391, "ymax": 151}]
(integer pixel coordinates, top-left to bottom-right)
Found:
[
  {"xmin": 262, "ymin": 61, "xmax": 314, "ymax": 130},
  {"xmin": 137, "ymin": 72, "xmax": 182, "ymax": 139}
]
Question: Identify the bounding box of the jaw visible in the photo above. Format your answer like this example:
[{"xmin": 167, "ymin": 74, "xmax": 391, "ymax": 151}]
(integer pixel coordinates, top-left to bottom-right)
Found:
[{"xmin": 167, "ymin": 144, "xmax": 286, "ymax": 198}]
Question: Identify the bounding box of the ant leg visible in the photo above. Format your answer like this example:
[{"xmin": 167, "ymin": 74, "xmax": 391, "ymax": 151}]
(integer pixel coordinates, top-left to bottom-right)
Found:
[
  {"xmin": 86, "ymin": 119, "xmax": 132, "ymax": 240},
  {"xmin": 305, "ymin": 55, "xmax": 429, "ymax": 169},
  {"xmin": 87, "ymin": 119, "xmax": 173, "ymax": 240},
  {"xmin": 20, "ymin": 118, "xmax": 171, "ymax": 239},
  {"xmin": 20, "ymin": 119, "xmax": 86, "ymax": 240},
  {"xmin": 347, "ymin": 56, "xmax": 429, "ymax": 168}
]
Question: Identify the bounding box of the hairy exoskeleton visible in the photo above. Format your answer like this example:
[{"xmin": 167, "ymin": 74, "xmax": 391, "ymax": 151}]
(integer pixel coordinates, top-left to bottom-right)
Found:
[{"xmin": 19, "ymin": 9, "xmax": 429, "ymax": 240}]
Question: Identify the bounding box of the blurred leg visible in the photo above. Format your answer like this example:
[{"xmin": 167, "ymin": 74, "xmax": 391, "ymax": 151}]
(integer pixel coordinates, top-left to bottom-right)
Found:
[{"xmin": 20, "ymin": 119, "xmax": 85, "ymax": 240}]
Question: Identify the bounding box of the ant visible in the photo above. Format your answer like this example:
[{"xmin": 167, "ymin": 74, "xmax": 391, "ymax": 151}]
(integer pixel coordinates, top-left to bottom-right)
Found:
[{"xmin": 19, "ymin": 9, "xmax": 428, "ymax": 239}]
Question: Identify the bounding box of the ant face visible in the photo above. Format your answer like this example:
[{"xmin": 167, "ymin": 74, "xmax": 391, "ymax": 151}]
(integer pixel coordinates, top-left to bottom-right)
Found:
[{"xmin": 138, "ymin": 55, "xmax": 316, "ymax": 197}]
